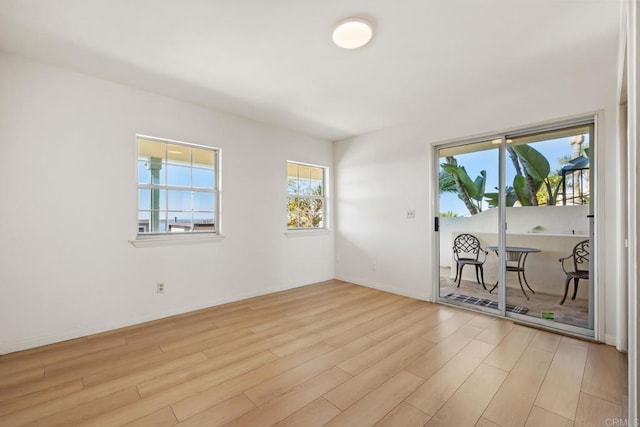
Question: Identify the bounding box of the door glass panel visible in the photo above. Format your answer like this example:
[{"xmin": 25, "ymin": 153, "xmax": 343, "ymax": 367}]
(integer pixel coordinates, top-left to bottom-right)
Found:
[
  {"xmin": 504, "ymin": 124, "xmax": 592, "ymax": 330},
  {"xmin": 438, "ymin": 140, "xmax": 501, "ymax": 313}
]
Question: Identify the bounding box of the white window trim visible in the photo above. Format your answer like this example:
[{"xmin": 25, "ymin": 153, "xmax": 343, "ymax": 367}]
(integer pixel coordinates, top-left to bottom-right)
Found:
[
  {"xmin": 284, "ymin": 229, "xmax": 331, "ymax": 237},
  {"xmin": 286, "ymin": 160, "xmax": 329, "ymax": 234},
  {"xmin": 133, "ymin": 134, "xmax": 222, "ymax": 247},
  {"xmin": 130, "ymin": 233, "xmax": 224, "ymax": 247}
]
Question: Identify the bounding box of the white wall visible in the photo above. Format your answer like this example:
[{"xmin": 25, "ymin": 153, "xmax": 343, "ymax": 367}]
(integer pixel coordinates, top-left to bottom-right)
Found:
[
  {"xmin": 334, "ymin": 136, "xmax": 430, "ymax": 300},
  {"xmin": 335, "ymin": 66, "xmax": 620, "ymax": 344},
  {"xmin": 0, "ymin": 52, "xmax": 334, "ymax": 354}
]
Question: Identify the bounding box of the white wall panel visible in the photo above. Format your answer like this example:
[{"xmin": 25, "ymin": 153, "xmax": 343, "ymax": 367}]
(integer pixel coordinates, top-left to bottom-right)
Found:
[
  {"xmin": 335, "ymin": 65, "xmax": 619, "ymax": 343},
  {"xmin": 0, "ymin": 53, "xmax": 334, "ymax": 354}
]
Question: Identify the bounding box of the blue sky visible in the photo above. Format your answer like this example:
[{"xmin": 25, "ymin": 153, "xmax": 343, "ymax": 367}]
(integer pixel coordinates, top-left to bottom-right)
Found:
[
  {"xmin": 137, "ymin": 160, "xmax": 216, "ymax": 228},
  {"xmin": 440, "ymin": 135, "xmax": 589, "ymax": 216}
]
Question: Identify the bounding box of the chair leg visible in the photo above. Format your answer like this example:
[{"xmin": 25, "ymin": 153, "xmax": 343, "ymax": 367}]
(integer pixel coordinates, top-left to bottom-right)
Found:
[
  {"xmin": 479, "ymin": 266, "xmax": 487, "ymax": 290},
  {"xmin": 560, "ymin": 276, "xmax": 571, "ymax": 305},
  {"xmin": 454, "ymin": 263, "xmax": 460, "ymax": 283},
  {"xmin": 572, "ymin": 278, "xmax": 579, "ymax": 300},
  {"xmin": 456, "ymin": 264, "xmax": 465, "ymax": 287},
  {"xmin": 475, "ymin": 266, "xmax": 481, "ymax": 285}
]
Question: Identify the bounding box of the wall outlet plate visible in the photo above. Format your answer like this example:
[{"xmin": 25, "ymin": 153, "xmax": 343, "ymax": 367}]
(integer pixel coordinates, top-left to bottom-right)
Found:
[{"xmin": 157, "ymin": 283, "xmax": 165, "ymax": 293}]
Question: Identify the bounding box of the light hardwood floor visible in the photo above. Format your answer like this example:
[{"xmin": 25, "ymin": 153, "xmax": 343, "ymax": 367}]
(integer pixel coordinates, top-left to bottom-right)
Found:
[{"xmin": 0, "ymin": 280, "xmax": 627, "ymax": 426}]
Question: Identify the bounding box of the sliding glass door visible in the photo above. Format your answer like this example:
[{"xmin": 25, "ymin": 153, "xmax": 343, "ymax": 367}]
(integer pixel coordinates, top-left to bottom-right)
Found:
[
  {"xmin": 436, "ymin": 118, "xmax": 595, "ymax": 337},
  {"xmin": 437, "ymin": 139, "xmax": 502, "ymax": 315},
  {"xmin": 503, "ymin": 123, "xmax": 594, "ymax": 335}
]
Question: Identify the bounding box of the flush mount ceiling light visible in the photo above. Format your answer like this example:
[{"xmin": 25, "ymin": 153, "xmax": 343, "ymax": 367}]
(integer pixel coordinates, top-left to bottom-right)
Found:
[{"xmin": 332, "ymin": 18, "xmax": 373, "ymax": 49}]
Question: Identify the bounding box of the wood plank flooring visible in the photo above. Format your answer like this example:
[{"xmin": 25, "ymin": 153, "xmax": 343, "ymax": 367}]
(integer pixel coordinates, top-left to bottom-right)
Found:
[{"xmin": 0, "ymin": 280, "xmax": 627, "ymax": 426}]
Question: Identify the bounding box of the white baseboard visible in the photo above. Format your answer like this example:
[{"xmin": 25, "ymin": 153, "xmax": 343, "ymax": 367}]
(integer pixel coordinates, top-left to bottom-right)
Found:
[
  {"xmin": 335, "ymin": 275, "xmax": 432, "ymax": 302},
  {"xmin": 4, "ymin": 278, "xmax": 610, "ymax": 354},
  {"xmin": 1, "ymin": 283, "xmax": 302, "ymax": 355},
  {"xmin": 605, "ymin": 333, "xmax": 618, "ymax": 346}
]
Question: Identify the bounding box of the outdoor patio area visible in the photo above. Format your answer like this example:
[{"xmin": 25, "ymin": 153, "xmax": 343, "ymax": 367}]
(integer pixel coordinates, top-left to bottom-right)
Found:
[{"xmin": 439, "ymin": 267, "xmax": 589, "ymax": 328}]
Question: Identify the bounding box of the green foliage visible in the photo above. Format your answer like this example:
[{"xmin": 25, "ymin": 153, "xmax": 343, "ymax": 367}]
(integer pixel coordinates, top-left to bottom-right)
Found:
[
  {"xmin": 473, "ymin": 171, "xmax": 487, "ymax": 202},
  {"xmin": 513, "ymin": 175, "xmax": 534, "ymax": 206},
  {"xmin": 440, "ymin": 163, "xmax": 486, "ymax": 214},
  {"xmin": 536, "ymin": 174, "xmax": 562, "ymax": 205},
  {"xmin": 440, "ymin": 210, "xmax": 460, "ymax": 218},
  {"xmin": 287, "ymin": 185, "xmax": 324, "ymax": 229},
  {"xmin": 485, "ymin": 186, "xmax": 518, "ymax": 208},
  {"xmin": 512, "ymin": 145, "xmax": 550, "ymax": 181},
  {"xmin": 288, "ymin": 198, "xmax": 323, "ymax": 228},
  {"xmin": 438, "ymin": 170, "xmax": 458, "ymax": 194},
  {"xmin": 511, "ymin": 144, "xmax": 563, "ymax": 206},
  {"xmin": 441, "ymin": 143, "xmax": 572, "ymax": 214}
]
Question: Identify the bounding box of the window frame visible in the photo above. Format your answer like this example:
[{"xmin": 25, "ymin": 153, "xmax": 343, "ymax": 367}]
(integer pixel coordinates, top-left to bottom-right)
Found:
[
  {"xmin": 286, "ymin": 160, "xmax": 329, "ymax": 232},
  {"xmin": 134, "ymin": 134, "xmax": 221, "ymax": 242}
]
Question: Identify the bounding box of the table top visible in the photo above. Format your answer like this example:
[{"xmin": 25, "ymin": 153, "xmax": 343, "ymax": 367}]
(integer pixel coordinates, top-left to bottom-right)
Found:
[{"xmin": 486, "ymin": 246, "xmax": 541, "ymax": 253}]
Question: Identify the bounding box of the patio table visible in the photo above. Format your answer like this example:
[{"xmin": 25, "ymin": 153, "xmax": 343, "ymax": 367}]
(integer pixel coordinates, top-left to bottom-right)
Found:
[{"xmin": 487, "ymin": 246, "xmax": 541, "ymax": 300}]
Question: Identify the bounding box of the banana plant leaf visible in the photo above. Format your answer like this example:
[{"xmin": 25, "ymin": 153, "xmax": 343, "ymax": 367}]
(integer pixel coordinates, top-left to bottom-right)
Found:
[
  {"xmin": 439, "ymin": 170, "xmax": 458, "ymax": 193},
  {"xmin": 513, "ymin": 174, "xmax": 534, "ymax": 206},
  {"xmin": 440, "ymin": 164, "xmax": 485, "ymax": 200},
  {"xmin": 512, "ymin": 145, "xmax": 550, "ymax": 181},
  {"xmin": 472, "ymin": 171, "xmax": 486, "ymax": 201},
  {"xmin": 484, "ymin": 192, "xmax": 498, "ymax": 207},
  {"xmin": 484, "ymin": 186, "xmax": 518, "ymax": 208}
]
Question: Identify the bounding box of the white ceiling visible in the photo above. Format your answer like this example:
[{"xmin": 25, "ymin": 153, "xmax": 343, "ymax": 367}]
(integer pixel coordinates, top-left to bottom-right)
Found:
[{"xmin": 0, "ymin": 0, "xmax": 621, "ymax": 141}]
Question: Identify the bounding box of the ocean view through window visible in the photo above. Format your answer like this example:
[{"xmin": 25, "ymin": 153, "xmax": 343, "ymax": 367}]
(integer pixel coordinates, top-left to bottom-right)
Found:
[{"xmin": 137, "ymin": 136, "xmax": 219, "ymax": 235}]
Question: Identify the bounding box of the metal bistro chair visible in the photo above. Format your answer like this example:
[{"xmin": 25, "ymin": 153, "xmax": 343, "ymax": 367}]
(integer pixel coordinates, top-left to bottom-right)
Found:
[
  {"xmin": 452, "ymin": 234, "xmax": 488, "ymax": 290},
  {"xmin": 558, "ymin": 239, "xmax": 590, "ymax": 305}
]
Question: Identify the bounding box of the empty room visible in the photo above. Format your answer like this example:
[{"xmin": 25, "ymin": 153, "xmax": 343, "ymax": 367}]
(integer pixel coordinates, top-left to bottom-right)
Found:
[{"xmin": 0, "ymin": 1, "xmax": 638, "ymax": 426}]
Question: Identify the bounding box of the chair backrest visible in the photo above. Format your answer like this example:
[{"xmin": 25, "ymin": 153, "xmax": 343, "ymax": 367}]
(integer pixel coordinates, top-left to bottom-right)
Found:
[
  {"xmin": 453, "ymin": 234, "xmax": 481, "ymax": 260},
  {"xmin": 572, "ymin": 239, "xmax": 590, "ymax": 273}
]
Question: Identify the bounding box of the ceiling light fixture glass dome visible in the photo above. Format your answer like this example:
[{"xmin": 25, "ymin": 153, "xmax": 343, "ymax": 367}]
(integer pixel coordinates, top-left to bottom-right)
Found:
[{"xmin": 332, "ymin": 18, "xmax": 373, "ymax": 49}]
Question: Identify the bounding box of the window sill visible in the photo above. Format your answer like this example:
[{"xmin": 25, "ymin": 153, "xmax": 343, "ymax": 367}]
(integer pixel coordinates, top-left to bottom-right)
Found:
[
  {"xmin": 130, "ymin": 233, "xmax": 224, "ymax": 247},
  {"xmin": 285, "ymin": 229, "xmax": 331, "ymax": 237}
]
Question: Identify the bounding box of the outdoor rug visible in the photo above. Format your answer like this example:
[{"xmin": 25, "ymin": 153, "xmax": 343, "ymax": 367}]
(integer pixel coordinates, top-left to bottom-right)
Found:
[{"xmin": 444, "ymin": 293, "xmax": 529, "ymax": 314}]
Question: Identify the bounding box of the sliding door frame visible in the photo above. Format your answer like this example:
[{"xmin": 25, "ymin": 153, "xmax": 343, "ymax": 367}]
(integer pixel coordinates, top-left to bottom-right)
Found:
[
  {"xmin": 432, "ymin": 112, "xmax": 604, "ymax": 341},
  {"xmin": 433, "ymin": 135, "xmax": 507, "ymax": 317}
]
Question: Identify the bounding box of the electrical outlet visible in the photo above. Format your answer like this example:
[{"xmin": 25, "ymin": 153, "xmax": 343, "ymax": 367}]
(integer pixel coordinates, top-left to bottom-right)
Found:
[
  {"xmin": 407, "ymin": 209, "xmax": 416, "ymax": 219},
  {"xmin": 157, "ymin": 282, "xmax": 165, "ymax": 293}
]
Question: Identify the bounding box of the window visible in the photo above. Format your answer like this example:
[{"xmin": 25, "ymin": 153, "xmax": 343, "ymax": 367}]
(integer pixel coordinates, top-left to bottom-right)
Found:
[
  {"xmin": 287, "ymin": 161, "xmax": 327, "ymax": 230},
  {"xmin": 137, "ymin": 136, "xmax": 219, "ymax": 235}
]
